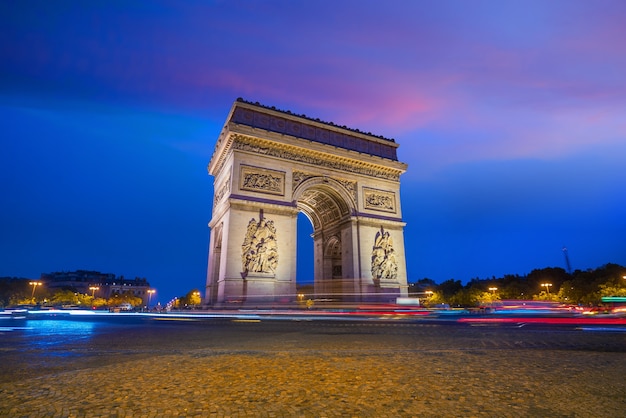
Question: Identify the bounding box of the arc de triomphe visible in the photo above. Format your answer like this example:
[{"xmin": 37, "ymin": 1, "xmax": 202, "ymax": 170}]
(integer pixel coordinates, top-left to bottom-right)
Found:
[{"xmin": 205, "ymin": 99, "xmax": 408, "ymax": 306}]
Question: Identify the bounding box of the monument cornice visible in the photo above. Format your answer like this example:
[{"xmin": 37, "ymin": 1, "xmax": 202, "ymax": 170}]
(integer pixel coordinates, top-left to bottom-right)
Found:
[
  {"xmin": 208, "ymin": 99, "xmax": 409, "ymax": 178},
  {"xmin": 233, "ymin": 98, "xmax": 398, "ymax": 143},
  {"xmin": 224, "ymin": 132, "xmax": 405, "ymax": 182},
  {"xmin": 207, "ymin": 128, "xmax": 234, "ymax": 176},
  {"xmin": 230, "ymin": 99, "xmax": 400, "ymax": 159}
]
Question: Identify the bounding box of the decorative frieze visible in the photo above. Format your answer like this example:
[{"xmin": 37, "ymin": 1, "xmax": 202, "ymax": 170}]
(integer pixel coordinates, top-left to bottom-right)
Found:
[
  {"xmin": 363, "ymin": 187, "xmax": 396, "ymax": 213},
  {"xmin": 239, "ymin": 164, "xmax": 285, "ymax": 196},
  {"xmin": 232, "ymin": 135, "xmax": 401, "ymax": 181},
  {"xmin": 336, "ymin": 178, "xmax": 357, "ymax": 204},
  {"xmin": 292, "ymin": 170, "xmax": 315, "ymax": 191}
]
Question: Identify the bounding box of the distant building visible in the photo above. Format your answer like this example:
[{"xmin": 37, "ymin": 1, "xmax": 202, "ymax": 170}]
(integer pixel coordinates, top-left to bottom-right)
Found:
[{"xmin": 40, "ymin": 270, "xmax": 152, "ymax": 305}]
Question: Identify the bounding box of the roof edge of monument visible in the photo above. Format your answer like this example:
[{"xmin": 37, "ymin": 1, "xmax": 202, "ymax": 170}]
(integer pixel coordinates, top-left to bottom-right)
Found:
[{"xmin": 234, "ymin": 97, "xmax": 396, "ymax": 143}]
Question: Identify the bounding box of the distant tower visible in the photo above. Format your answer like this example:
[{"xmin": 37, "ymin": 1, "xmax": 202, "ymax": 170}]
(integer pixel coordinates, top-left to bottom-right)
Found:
[{"xmin": 562, "ymin": 247, "xmax": 572, "ymax": 274}]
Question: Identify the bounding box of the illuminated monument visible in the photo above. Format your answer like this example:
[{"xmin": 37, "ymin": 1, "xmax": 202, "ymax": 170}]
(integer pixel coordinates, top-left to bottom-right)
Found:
[{"xmin": 205, "ymin": 99, "xmax": 408, "ymax": 306}]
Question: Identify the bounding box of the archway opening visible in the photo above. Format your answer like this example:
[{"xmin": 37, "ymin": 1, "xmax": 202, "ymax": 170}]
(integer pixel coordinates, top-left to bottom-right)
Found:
[
  {"xmin": 295, "ymin": 182, "xmax": 355, "ymax": 302},
  {"xmin": 296, "ymin": 212, "xmax": 314, "ymax": 287}
]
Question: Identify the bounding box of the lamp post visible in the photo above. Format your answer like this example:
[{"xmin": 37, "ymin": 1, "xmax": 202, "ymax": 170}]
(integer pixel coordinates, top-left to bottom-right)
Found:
[
  {"xmin": 147, "ymin": 289, "xmax": 155, "ymax": 309},
  {"xmin": 541, "ymin": 283, "xmax": 552, "ymax": 294},
  {"xmin": 89, "ymin": 286, "xmax": 99, "ymax": 298},
  {"xmin": 29, "ymin": 281, "xmax": 42, "ymax": 302},
  {"xmin": 489, "ymin": 287, "xmax": 498, "ymax": 295}
]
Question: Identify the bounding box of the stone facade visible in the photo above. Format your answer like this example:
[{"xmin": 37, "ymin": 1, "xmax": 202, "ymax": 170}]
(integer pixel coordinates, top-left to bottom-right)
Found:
[{"xmin": 205, "ymin": 99, "xmax": 409, "ymax": 306}]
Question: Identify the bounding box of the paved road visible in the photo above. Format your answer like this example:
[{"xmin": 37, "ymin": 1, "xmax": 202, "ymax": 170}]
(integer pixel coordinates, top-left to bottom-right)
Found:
[{"xmin": 1, "ymin": 315, "xmax": 626, "ymax": 417}]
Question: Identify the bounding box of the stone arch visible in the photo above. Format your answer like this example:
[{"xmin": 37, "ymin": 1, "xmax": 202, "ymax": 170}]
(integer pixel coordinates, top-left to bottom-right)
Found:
[
  {"xmin": 325, "ymin": 235, "xmax": 342, "ymax": 258},
  {"xmin": 293, "ymin": 176, "xmax": 355, "ymax": 228},
  {"xmin": 205, "ymin": 99, "xmax": 409, "ymax": 307},
  {"xmin": 292, "ymin": 177, "xmax": 357, "ymax": 299}
]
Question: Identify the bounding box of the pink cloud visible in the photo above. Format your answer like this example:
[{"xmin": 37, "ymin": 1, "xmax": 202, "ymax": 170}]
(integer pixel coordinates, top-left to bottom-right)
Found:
[{"xmin": 5, "ymin": 0, "xmax": 625, "ymax": 175}]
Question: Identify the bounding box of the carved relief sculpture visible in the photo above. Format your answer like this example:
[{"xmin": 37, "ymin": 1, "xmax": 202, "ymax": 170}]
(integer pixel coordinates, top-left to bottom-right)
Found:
[
  {"xmin": 240, "ymin": 165, "xmax": 285, "ymax": 196},
  {"xmin": 336, "ymin": 178, "xmax": 357, "ymax": 203},
  {"xmin": 241, "ymin": 217, "xmax": 279, "ymax": 275},
  {"xmin": 363, "ymin": 187, "xmax": 396, "ymax": 213},
  {"xmin": 292, "ymin": 170, "xmax": 314, "ymax": 191},
  {"xmin": 371, "ymin": 227, "xmax": 398, "ymax": 283},
  {"xmin": 232, "ymin": 136, "xmax": 400, "ymax": 181}
]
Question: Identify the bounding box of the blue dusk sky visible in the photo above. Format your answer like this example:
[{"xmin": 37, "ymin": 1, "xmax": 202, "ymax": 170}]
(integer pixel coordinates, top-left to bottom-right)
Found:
[{"xmin": 2, "ymin": 1, "xmax": 625, "ymax": 304}]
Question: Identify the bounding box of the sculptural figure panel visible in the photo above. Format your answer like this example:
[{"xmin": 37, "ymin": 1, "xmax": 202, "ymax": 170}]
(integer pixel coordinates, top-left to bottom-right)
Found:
[
  {"xmin": 241, "ymin": 217, "xmax": 278, "ymax": 275},
  {"xmin": 371, "ymin": 227, "xmax": 398, "ymax": 283},
  {"xmin": 240, "ymin": 165, "xmax": 285, "ymax": 196}
]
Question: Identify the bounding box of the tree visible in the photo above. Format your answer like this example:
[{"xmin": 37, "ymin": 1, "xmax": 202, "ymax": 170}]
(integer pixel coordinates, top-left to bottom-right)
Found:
[
  {"xmin": 49, "ymin": 290, "xmax": 75, "ymax": 305},
  {"xmin": 437, "ymin": 279, "xmax": 463, "ymax": 300},
  {"xmin": 109, "ymin": 291, "xmax": 143, "ymax": 307},
  {"xmin": 557, "ymin": 281, "xmax": 582, "ymax": 304},
  {"xmin": 533, "ymin": 290, "xmax": 559, "ymax": 302},
  {"xmin": 408, "ymin": 278, "xmax": 437, "ymax": 295},
  {"xmin": 0, "ymin": 278, "xmax": 32, "ymax": 307},
  {"xmin": 598, "ymin": 284, "xmax": 626, "ymax": 298},
  {"xmin": 450, "ymin": 287, "xmax": 480, "ymax": 307},
  {"xmin": 423, "ymin": 290, "xmax": 445, "ymax": 307},
  {"xmin": 178, "ymin": 289, "xmax": 202, "ymax": 308}
]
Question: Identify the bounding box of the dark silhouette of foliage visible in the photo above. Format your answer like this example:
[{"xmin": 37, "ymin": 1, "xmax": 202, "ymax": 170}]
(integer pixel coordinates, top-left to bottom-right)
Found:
[{"xmin": 411, "ymin": 263, "xmax": 626, "ymax": 307}]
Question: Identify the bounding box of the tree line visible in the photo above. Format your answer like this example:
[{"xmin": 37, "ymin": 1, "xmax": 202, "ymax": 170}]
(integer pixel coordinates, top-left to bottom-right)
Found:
[
  {"xmin": 0, "ymin": 277, "xmax": 204, "ymax": 310},
  {"xmin": 409, "ymin": 263, "xmax": 626, "ymax": 307},
  {"xmin": 0, "ymin": 278, "xmax": 145, "ymax": 308}
]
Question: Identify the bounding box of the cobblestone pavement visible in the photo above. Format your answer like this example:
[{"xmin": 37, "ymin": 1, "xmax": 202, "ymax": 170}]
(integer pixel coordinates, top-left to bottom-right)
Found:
[{"xmin": 1, "ymin": 318, "xmax": 626, "ymax": 417}]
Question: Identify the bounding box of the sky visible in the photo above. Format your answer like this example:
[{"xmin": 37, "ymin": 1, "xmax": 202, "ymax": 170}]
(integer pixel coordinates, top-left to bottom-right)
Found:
[{"xmin": 1, "ymin": 0, "xmax": 625, "ymax": 304}]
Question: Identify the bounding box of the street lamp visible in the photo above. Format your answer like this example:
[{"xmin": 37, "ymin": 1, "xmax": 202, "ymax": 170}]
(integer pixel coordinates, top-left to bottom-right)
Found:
[
  {"xmin": 89, "ymin": 286, "xmax": 99, "ymax": 298},
  {"xmin": 489, "ymin": 287, "xmax": 498, "ymax": 295},
  {"xmin": 541, "ymin": 283, "xmax": 553, "ymax": 294},
  {"xmin": 29, "ymin": 281, "xmax": 42, "ymax": 302},
  {"xmin": 147, "ymin": 289, "xmax": 156, "ymax": 309}
]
